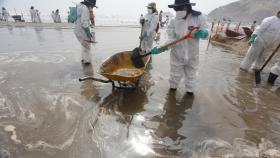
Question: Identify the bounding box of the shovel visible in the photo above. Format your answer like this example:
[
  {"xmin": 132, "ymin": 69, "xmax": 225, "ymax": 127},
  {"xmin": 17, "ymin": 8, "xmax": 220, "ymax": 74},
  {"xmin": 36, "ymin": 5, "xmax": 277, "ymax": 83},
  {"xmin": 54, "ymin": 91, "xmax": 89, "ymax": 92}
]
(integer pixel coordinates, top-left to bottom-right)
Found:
[
  {"xmin": 131, "ymin": 26, "xmax": 199, "ymax": 68},
  {"xmin": 130, "ymin": 21, "xmax": 145, "ymax": 65},
  {"xmin": 255, "ymin": 43, "xmax": 280, "ymax": 86}
]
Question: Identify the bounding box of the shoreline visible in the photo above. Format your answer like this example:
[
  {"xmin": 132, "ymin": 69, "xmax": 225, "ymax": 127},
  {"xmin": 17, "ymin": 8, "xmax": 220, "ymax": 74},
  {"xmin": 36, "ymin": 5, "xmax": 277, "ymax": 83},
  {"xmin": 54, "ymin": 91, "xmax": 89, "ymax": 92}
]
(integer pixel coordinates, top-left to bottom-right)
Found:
[{"xmin": 0, "ymin": 21, "xmax": 140, "ymax": 29}]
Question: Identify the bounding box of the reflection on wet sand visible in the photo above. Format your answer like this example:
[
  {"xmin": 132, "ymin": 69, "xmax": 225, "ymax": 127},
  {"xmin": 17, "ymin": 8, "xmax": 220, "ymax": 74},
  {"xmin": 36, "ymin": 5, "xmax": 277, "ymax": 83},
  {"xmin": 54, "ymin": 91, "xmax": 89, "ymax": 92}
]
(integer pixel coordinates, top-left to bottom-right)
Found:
[
  {"xmin": 34, "ymin": 27, "xmax": 45, "ymax": 42},
  {"xmin": 223, "ymin": 70, "xmax": 280, "ymax": 157},
  {"xmin": 80, "ymin": 64, "xmax": 100, "ymax": 101},
  {"xmin": 87, "ymin": 67, "xmax": 153, "ymax": 157},
  {"xmin": 151, "ymin": 92, "xmax": 194, "ymax": 156}
]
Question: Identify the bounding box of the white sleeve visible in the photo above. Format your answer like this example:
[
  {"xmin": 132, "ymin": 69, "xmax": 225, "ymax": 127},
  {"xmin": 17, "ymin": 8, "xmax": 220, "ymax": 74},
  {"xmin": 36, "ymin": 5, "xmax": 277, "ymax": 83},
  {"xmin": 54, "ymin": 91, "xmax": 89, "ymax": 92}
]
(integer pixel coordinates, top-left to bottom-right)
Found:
[
  {"xmin": 80, "ymin": 5, "xmax": 90, "ymax": 28},
  {"xmin": 254, "ymin": 17, "xmax": 273, "ymax": 35}
]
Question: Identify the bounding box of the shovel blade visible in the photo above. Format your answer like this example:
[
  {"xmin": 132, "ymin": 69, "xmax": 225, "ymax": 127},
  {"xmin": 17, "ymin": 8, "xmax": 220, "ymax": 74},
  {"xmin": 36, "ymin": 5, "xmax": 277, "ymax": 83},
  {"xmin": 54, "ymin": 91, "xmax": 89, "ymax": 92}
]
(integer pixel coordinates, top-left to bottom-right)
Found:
[{"xmin": 131, "ymin": 47, "xmax": 145, "ymax": 68}]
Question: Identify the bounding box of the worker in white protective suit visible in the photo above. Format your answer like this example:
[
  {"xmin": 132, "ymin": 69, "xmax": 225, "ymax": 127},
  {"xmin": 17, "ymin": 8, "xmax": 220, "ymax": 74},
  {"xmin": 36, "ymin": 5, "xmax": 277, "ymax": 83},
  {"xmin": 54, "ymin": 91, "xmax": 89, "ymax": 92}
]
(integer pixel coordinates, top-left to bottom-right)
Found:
[
  {"xmin": 240, "ymin": 11, "xmax": 280, "ymax": 72},
  {"xmin": 140, "ymin": 2, "xmax": 159, "ymax": 54},
  {"xmin": 30, "ymin": 6, "xmax": 37, "ymax": 23},
  {"xmin": 2, "ymin": 7, "xmax": 9, "ymax": 22},
  {"xmin": 51, "ymin": 11, "xmax": 56, "ymax": 22},
  {"xmin": 55, "ymin": 9, "xmax": 61, "ymax": 23},
  {"xmin": 35, "ymin": 9, "xmax": 42, "ymax": 23},
  {"xmin": 150, "ymin": 0, "xmax": 209, "ymax": 96},
  {"xmin": 74, "ymin": 0, "xmax": 95, "ymax": 64}
]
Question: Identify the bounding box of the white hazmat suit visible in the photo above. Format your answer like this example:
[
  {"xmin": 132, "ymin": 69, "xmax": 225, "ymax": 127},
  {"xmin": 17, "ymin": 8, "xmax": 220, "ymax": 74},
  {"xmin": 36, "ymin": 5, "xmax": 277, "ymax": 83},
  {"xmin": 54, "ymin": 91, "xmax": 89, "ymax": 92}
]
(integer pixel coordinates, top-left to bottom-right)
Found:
[
  {"xmin": 30, "ymin": 9, "xmax": 37, "ymax": 23},
  {"xmin": 2, "ymin": 9, "xmax": 9, "ymax": 22},
  {"xmin": 141, "ymin": 11, "xmax": 159, "ymax": 53},
  {"xmin": 167, "ymin": 12, "xmax": 208, "ymax": 92},
  {"xmin": 51, "ymin": 12, "xmax": 56, "ymax": 22},
  {"xmin": 74, "ymin": 3, "xmax": 92, "ymax": 64},
  {"xmin": 35, "ymin": 10, "xmax": 42, "ymax": 23},
  {"xmin": 240, "ymin": 16, "xmax": 280, "ymax": 71}
]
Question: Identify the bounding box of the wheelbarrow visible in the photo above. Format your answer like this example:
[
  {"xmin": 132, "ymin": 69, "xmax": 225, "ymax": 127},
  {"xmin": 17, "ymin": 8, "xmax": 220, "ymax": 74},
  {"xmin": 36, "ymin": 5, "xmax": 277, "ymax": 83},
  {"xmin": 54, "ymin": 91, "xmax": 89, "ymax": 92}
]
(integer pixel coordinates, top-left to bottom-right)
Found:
[{"xmin": 79, "ymin": 51, "xmax": 150, "ymax": 89}]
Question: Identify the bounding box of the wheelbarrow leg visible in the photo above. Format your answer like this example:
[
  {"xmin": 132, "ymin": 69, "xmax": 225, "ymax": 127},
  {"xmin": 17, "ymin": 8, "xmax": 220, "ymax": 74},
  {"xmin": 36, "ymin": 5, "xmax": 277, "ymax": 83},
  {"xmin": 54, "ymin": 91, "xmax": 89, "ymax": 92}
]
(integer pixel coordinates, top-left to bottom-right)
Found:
[{"xmin": 79, "ymin": 76, "xmax": 113, "ymax": 84}]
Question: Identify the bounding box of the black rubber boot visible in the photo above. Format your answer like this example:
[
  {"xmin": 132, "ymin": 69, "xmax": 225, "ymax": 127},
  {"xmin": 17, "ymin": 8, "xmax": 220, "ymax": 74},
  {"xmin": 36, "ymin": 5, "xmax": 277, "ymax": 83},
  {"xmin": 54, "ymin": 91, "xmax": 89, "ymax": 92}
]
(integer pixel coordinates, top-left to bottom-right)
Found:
[
  {"xmin": 267, "ymin": 72, "xmax": 278, "ymax": 85},
  {"xmin": 169, "ymin": 88, "xmax": 177, "ymax": 92},
  {"xmin": 186, "ymin": 92, "xmax": 194, "ymax": 97}
]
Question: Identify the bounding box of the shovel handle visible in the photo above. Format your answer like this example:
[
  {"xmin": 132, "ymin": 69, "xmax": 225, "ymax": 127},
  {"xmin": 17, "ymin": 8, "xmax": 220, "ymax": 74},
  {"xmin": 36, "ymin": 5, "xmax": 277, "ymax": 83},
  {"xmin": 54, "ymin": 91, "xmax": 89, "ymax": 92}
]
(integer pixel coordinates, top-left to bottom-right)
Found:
[
  {"xmin": 139, "ymin": 27, "xmax": 199, "ymax": 58},
  {"xmin": 84, "ymin": 40, "xmax": 97, "ymax": 43},
  {"xmin": 159, "ymin": 27, "xmax": 199, "ymax": 50},
  {"xmin": 139, "ymin": 24, "xmax": 144, "ymax": 48},
  {"xmin": 259, "ymin": 43, "xmax": 280, "ymax": 72}
]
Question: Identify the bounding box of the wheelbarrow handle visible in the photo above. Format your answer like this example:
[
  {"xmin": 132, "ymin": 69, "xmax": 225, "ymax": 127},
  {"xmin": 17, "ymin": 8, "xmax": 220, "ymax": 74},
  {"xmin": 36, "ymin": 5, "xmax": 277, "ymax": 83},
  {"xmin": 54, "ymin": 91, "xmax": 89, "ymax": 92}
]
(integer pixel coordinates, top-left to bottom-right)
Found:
[
  {"xmin": 79, "ymin": 76, "xmax": 112, "ymax": 83},
  {"xmin": 84, "ymin": 40, "xmax": 97, "ymax": 43},
  {"xmin": 141, "ymin": 27, "xmax": 199, "ymax": 58}
]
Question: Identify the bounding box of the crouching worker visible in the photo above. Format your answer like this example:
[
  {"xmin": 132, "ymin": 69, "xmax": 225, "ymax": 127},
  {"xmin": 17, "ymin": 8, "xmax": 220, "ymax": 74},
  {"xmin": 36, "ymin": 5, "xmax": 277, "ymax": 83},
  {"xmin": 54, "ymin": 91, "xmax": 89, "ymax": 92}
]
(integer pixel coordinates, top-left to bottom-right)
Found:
[
  {"xmin": 75, "ymin": 0, "xmax": 95, "ymax": 65},
  {"xmin": 151, "ymin": 0, "xmax": 209, "ymax": 96}
]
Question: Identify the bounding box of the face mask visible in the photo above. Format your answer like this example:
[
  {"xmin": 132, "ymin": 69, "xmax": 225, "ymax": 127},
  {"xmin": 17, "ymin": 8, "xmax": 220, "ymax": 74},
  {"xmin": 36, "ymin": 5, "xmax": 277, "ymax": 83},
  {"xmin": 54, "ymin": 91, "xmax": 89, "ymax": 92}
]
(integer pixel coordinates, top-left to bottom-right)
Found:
[
  {"xmin": 147, "ymin": 9, "xmax": 153, "ymax": 14},
  {"xmin": 176, "ymin": 11, "xmax": 187, "ymax": 19}
]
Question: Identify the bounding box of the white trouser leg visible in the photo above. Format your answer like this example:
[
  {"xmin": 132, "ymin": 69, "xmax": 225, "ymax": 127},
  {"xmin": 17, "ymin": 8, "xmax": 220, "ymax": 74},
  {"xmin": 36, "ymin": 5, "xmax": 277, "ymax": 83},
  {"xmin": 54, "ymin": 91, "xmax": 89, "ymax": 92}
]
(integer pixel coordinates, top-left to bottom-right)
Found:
[
  {"xmin": 252, "ymin": 48, "xmax": 272, "ymax": 70},
  {"xmin": 184, "ymin": 64, "xmax": 197, "ymax": 93},
  {"xmin": 169, "ymin": 64, "xmax": 184, "ymax": 89},
  {"xmin": 240, "ymin": 40, "xmax": 265, "ymax": 71}
]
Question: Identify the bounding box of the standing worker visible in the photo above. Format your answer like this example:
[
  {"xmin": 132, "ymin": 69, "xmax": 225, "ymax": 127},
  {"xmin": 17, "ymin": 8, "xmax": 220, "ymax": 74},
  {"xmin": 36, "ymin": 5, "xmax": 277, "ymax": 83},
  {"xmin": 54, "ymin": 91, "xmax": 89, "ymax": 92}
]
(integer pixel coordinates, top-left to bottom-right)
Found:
[
  {"xmin": 151, "ymin": 0, "xmax": 209, "ymax": 96},
  {"xmin": 74, "ymin": 0, "xmax": 95, "ymax": 65},
  {"xmin": 226, "ymin": 19, "xmax": 231, "ymax": 30},
  {"xmin": 159, "ymin": 10, "xmax": 163, "ymax": 27},
  {"xmin": 2, "ymin": 7, "xmax": 9, "ymax": 22},
  {"xmin": 30, "ymin": 6, "xmax": 37, "ymax": 23},
  {"xmin": 35, "ymin": 9, "xmax": 42, "ymax": 23},
  {"xmin": 240, "ymin": 11, "xmax": 280, "ymax": 72},
  {"xmin": 140, "ymin": 2, "xmax": 159, "ymax": 54},
  {"xmin": 251, "ymin": 20, "xmax": 257, "ymax": 32},
  {"xmin": 0, "ymin": 10, "xmax": 3, "ymax": 21},
  {"xmin": 51, "ymin": 11, "xmax": 56, "ymax": 22},
  {"xmin": 55, "ymin": 9, "xmax": 61, "ymax": 23}
]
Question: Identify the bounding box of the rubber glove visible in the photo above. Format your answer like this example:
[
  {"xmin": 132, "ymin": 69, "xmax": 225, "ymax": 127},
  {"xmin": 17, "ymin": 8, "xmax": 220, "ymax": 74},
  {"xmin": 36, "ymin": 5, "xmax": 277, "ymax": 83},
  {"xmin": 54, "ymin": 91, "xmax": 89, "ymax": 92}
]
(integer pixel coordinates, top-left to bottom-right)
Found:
[
  {"xmin": 143, "ymin": 31, "xmax": 148, "ymax": 38},
  {"xmin": 175, "ymin": 33, "xmax": 180, "ymax": 39},
  {"xmin": 140, "ymin": 31, "xmax": 148, "ymax": 40},
  {"xmin": 151, "ymin": 47, "xmax": 168, "ymax": 55},
  {"xmin": 249, "ymin": 34, "xmax": 257, "ymax": 44},
  {"xmin": 194, "ymin": 30, "xmax": 209, "ymax": 39},
  {"xmin": 84, "ymin": 27, "xmax": 92, "ymax": 39}
]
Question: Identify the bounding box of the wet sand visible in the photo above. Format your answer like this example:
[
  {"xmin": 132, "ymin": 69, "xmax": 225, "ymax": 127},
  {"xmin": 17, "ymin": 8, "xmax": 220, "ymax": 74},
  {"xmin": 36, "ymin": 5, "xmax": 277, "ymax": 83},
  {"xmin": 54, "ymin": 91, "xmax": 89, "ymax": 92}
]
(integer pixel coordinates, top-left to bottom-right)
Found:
[{"xmin": 0, "ymin": 26, "xmax": 280, "ymax": 158}]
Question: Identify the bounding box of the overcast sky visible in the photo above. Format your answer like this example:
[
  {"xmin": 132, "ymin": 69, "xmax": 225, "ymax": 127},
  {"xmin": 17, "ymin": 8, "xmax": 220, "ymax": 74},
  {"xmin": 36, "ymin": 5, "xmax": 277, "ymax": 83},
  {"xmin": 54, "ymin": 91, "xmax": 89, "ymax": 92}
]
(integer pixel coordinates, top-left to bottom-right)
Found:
[{"xmin": 1, "ymin": 0, "xmax": 239, "ymax": 17}]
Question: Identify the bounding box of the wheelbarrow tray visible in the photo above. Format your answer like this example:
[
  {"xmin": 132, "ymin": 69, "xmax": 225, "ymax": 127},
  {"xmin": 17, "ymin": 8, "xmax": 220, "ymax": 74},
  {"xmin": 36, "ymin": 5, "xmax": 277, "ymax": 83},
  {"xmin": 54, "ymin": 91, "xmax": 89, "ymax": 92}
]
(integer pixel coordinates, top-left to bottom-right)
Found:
[{"xmin": 98, "ymin": 51, "xmax": 150, "ymax": 83}]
